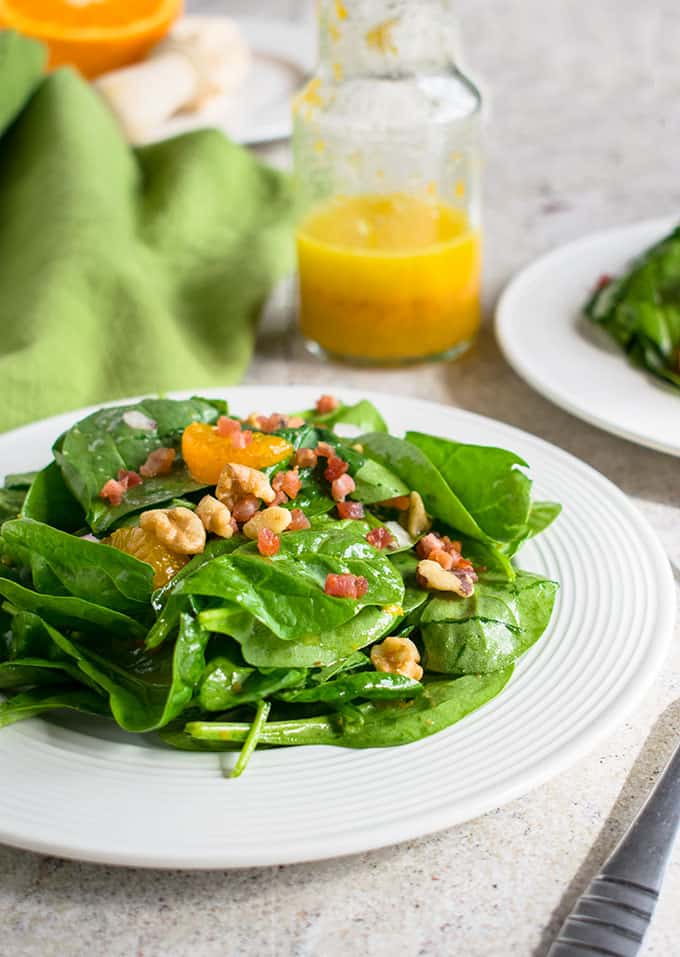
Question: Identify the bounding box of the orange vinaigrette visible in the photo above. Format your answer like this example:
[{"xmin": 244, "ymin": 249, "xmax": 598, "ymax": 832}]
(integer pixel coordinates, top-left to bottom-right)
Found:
[{"xmin": 297, "ymin": 193, "xmax": 481, "ymax": 362}]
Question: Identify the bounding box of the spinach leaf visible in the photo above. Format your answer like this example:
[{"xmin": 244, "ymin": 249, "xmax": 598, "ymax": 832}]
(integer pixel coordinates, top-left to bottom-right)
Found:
[
  {"xmin": 456, "ymin": 537, "xmax": 516, "ymax": 581},
  {"xmin": 1, "ymin": 519, "xmax": 153, "ymax": 615},
  {"xmin": 352, "ymin": 459, "xmax": 409, "ymax": 504},
  {"xmin": 7, "ymin": 609, "xmax": 71, "ymax": 661},
  {"xmin": 312, "ymin": 651, "xmax": 370, "ymax": 684},
  {"xmin": 280, "ymin": 475, "xmax": 335, "ymax": 518},
  {"xmin": 28, "ymin": 613, "xmax": 210, "ymax": 733},
  {"xmin": 0, "ymin": 488, "xmax": 25, "ymax": 527},
  {"xmin": 89, "ymin": 467, "xmax": 208, "ymax": 535},
  {"xmin": 300, "ymin": 399, "xmax": 388, "ymax": 434},
  {"xmin": 151, "ymin": 537, "xmax": 245, "ymax": 611},
  {"xmin": 170, "ymin": 522, "xmax": 405, "ymax": 644},
  {"xmin": 358, "ymin": 433, "xmax": 490, "ymax": 542},
  {"xmin": 0, "ymin": 658, "xmax": 84, "ymax": 690},
  {"xmin": 405, "ymin": 432, "xmax": 532, "ymax": 543},
  {"xmin": 201, "ymin": 604, "xmax": 401, "ymax": 669},
  {"xmin": 585, "ymin": 224, "xmax": 680, "ymax": 390},
  {"xmin": 199, "ymin": 658, "xmax": 305, "ymax": 711},
  {"xmin": 53, "ymin": 396, "xmax": 223, "ymax": 532},
  {"xmin": 200, "ymin": 580, "xmax": 426, "ymax": 670},
  {"xmin": 502, "ymin": 501, "xmax": 562, "ymax": 558},
  {"xmin": 420, "ymin": 571, "xmax": 558, "ymax": 674},
  {"xmin": 0, "ymin": 578, "xmax": 147, "ymax": 640},
  {"xmin": 182, "ymin": 669, "xmax": 513, "ymax": 749},
  {"xmin": 277, "ymin": 671, "xmax": 423, "ymax": 705},
  {"xmin": 21, "ymin": 462, "xmax": 86, "ymax": 531},
  {"xmin": 4, "ymin": 473, "xmax": 39, "ymax": 490},
  {"xmin": 0, "ymin": 686, "xmax": 110, "ymax": 729},
  {"xmin": 176, "ymin": 554, "xmax": 402, "ymax": 642}
]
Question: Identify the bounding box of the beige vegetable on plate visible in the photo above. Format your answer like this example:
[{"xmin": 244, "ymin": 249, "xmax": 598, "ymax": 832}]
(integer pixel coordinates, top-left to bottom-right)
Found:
[{"xmin": 94, "ymin": 16, "xmax": 251, "ymax": 143}]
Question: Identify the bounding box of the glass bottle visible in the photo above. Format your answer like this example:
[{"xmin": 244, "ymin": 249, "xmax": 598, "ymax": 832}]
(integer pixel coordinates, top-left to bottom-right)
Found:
[{"xmin": 292, "ymin": 0, "xmax": 482, "ymax": 365}]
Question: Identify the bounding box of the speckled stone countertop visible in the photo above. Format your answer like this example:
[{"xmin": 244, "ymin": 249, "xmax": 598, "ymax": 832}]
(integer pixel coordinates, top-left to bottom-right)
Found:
[{"xmin": 2, "ymin": 1, "xmax": 679, "ymax": 954}]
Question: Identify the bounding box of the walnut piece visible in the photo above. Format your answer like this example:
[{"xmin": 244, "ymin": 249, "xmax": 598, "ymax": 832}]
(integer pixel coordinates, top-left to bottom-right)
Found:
[
  {"xmin": 196, "ymin": 495, "xmax": 233, "ymax": 538},
  {"xmin": 140, "ymin": 507, "xmax": 206, "ymax": 555},
  {"xmin": 401, "ymin": 491, "xmax": 431, "ymax": 538},
  {"xmin": 370, "ymin": 636, "xmax": 423, "ymax": 681},
  {"xmin": 215, "ymin": 463, "xmax": 275, "ymax": 509},
  {"xmin": 416, "ymin": 559, "xmax": 475, "ymax": 597},
  {"xmin": 242, "ymin": 506, "xmax": 292, "ymax": 540}
]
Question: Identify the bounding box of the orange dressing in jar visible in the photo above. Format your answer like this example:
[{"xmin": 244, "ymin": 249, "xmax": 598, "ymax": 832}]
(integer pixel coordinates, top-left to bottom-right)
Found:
[{"xmin": 297, "ymin": 193, "xmax": 481, "ymax": 362}]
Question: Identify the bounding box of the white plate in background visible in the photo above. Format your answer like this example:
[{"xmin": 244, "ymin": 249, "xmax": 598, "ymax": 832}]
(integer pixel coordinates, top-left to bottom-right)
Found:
[
  {"xmin": 0, "ymin": 387, "xmax": 674, "ymax": 867},
  {"xmin": 496, "ymin": 217, "xmax": 680, "ymax": 457},
  {"xmin": 146, "ymin": 18, "xmax": 315, "ymax": 146}
]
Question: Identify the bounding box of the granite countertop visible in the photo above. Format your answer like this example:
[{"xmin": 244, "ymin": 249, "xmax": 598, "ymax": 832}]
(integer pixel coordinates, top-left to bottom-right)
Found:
[{"xmin": 2, "ymin": 0, "xmax": 679, "ymax": 954}]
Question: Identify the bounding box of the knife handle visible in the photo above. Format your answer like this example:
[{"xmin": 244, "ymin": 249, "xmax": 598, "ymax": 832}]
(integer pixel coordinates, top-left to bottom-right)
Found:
[{"xmin": 547, "ymin": 740, "xmax": 680, "ymax": 957}]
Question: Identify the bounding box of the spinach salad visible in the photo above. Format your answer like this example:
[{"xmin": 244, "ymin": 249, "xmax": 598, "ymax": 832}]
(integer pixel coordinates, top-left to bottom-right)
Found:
[
  {"xmin": 585, "ymin": 223, "xmax": 680, "ymax": 390},
  {"xmin": 0, "ymin": 395, "xmax": 560, "ymax": 776}
]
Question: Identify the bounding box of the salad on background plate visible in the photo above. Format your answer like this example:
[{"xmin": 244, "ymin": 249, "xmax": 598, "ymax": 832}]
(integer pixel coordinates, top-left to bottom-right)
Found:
[
  {"xmin": 0, "ymin": 393, "xmax": 560, "ymax": 776},
  {"xmin": 585, "ymin": 223, "xmax": 680, "ymax": 391}
]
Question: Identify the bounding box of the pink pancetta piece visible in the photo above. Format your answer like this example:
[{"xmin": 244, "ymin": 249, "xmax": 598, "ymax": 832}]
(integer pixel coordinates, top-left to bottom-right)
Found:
[
  {"xmin": 324, "ymin": 573, "xmax": 368, "ymax": 599},
  {"xmin": 139, "ymin": 447, "xmax": 175, "ymax": 478},
  {"xmin": 331, "ymin": 473, "xmax": 356, "ymax": 502}
]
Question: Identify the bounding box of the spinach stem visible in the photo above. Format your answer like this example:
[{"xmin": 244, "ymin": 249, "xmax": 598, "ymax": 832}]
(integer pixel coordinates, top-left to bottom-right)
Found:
[
  {"xmin": 185, "ymin": 713, "xmax": 337, "ymax": 746},
  {"xmin": 229, "ymin": 700, "xmax": 271, "ymax": 778}
]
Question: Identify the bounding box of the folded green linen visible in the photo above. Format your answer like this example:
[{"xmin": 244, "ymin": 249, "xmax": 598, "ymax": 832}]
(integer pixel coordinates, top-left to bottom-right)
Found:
[{"xmin": 0, "ymin": 31, "xmax": 295, "ymax": 433}]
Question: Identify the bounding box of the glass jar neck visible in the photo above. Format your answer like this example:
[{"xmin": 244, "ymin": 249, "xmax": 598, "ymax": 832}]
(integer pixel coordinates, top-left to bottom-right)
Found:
[{"xmin": 318, "ymin": 0, "xmax": 460, "ymax": 78}]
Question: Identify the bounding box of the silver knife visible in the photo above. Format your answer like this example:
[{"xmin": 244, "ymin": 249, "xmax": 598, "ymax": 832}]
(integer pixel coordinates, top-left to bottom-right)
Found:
[{"xmin": 547, "ymin": 737, "xmax": 680, "ymax": 956}]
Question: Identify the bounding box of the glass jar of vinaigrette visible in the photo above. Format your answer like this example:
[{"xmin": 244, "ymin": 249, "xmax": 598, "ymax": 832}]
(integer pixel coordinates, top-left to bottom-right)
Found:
[{"xmin": 293, "ymin": 0, "xmax": 482, "ymax": 365}]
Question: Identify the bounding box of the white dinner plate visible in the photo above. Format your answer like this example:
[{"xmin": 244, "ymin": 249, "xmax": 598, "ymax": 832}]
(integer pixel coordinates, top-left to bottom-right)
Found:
[
  {"xmin": 146, "ymin": 18, "xmax": 315, "ymax": 146},
  {"xmin": 496, "ymin": 217, "xmax": 680, "ymax": 457},
  {"xmin": 0, "ymin": 386, "xmax": 674, "ymax": 868}
]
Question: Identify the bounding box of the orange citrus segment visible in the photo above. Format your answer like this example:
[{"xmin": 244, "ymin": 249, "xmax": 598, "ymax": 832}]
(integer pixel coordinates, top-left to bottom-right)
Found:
[
  {"xmin": 0, "ymin": 0, "xmax": 182, "ymax": 79},
  {"xmin": 182, "ymin": 423, "xmax": 293, "ymax": 485},
  {"xmin": 106, "ymin": 526, "xmax": 188, "ymax": 588}
]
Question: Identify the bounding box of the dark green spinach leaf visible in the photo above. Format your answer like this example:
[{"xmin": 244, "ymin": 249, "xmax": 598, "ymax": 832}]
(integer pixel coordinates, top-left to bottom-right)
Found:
[
  {"xmin": 1, "ymin": 519, "xmax": 153, "ymax": 614},
  {"xmin": 276, "ymin": 671, "xmax": 423, "ymax": 705},
  {"xmin": 54, "ymin": 396, "xmax": 223, "ymax": 532},
  {"xmin": 0, "ymin": 578, "xmax": 147, "ymax": 639},
  {"xmin": 199, "ymin": 657, "xmax": 305, "ymax": 711},
  {"xmin": 182, "ymin": 669, "xmax": 513, "ymax": 749},
  {"xmin": 421, "ymin": 571, "xmax": 558, "ymax": 673},
  {"xmin": 21, "ymin": 462, "xmax": 85, "ymax": 531},
  {"xmin": 300, "ymin": 399, "xmax": 388, "ymax": 434},
  {"xmin": 0, "ymin": 686, "xmax": 110, "ymax": 728},
  {"xmin": 405, "ymin": 432, "xmax": 532, "ymax": 543},
  {"xmin": 358, "ymin": 433, "xmax": 490, "ymax": 542}
]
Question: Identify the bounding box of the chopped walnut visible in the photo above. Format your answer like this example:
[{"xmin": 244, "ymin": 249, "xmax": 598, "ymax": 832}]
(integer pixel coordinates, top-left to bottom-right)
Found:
[
  {"xmin": 215, "ymin": 463, "xmax": 275, "ymax": 509},
  {"xmin": 232, "ymin": 495, "xmax": 260, "ymax": 524},
  {"xmin": 196, "ymin": 495, "xmax": 234, "ymax": 539},
  {"xmin": 293, "ymin": 447, "xmax": 318, "ymax": 469},
  {"xmin": 400, "ymin": 491, "xmax": 431, "ymax": 538},
  {"xmin": 242, "ymin": 506, "xmax": 292, "ymax": 540},
  {"xmin": 370, "ymin": 636, "xmax": 423, "ymax": 681},
  {"xmin": 140, "ymin": 507, "xmax": 206, "ymax": 555},
  {"xmin": 416, "ymin": 559, "xmax": 475, "ymax": 597}
]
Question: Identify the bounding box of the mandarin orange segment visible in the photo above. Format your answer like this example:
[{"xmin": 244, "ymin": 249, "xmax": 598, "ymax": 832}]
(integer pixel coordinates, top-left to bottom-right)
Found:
[
  {"xmin": 0, "ymin": 0, "xmax": 182, "ymax": 79},
  {"xmin": 181, "ymin": 423, "xmax": 294, "ymax": 485},
  {"xmin": 106, "ymin": 526, "xmax": 188, "ymax": 588}
]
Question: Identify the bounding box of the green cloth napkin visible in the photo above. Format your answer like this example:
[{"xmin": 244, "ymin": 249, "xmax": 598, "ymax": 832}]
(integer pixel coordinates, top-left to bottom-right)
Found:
[{"xmin": 0, "ymin": 31, "xmax": 295, "ymax": 433}]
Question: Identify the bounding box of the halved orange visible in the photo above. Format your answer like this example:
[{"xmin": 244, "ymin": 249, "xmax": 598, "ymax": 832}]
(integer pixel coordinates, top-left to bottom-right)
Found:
[
  {"xmin": 0, "ymin": 0, "xmax": 182, "ymax": 79},
  {"xmin": 182, "ymin": 423, "xmax": 294, "ymax": 486}
]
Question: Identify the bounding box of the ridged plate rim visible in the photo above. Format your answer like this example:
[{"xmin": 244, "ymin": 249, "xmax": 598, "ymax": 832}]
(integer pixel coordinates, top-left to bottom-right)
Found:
[{"xmin": 0, "ymin": 386, "xmax": 674, "ymax": 868}]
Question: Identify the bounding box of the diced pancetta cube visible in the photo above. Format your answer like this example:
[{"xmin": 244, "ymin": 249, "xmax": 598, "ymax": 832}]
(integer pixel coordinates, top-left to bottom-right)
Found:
[{"xmin": 324, "ymin": 573, "xmax": 368, "ymax": 599}]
